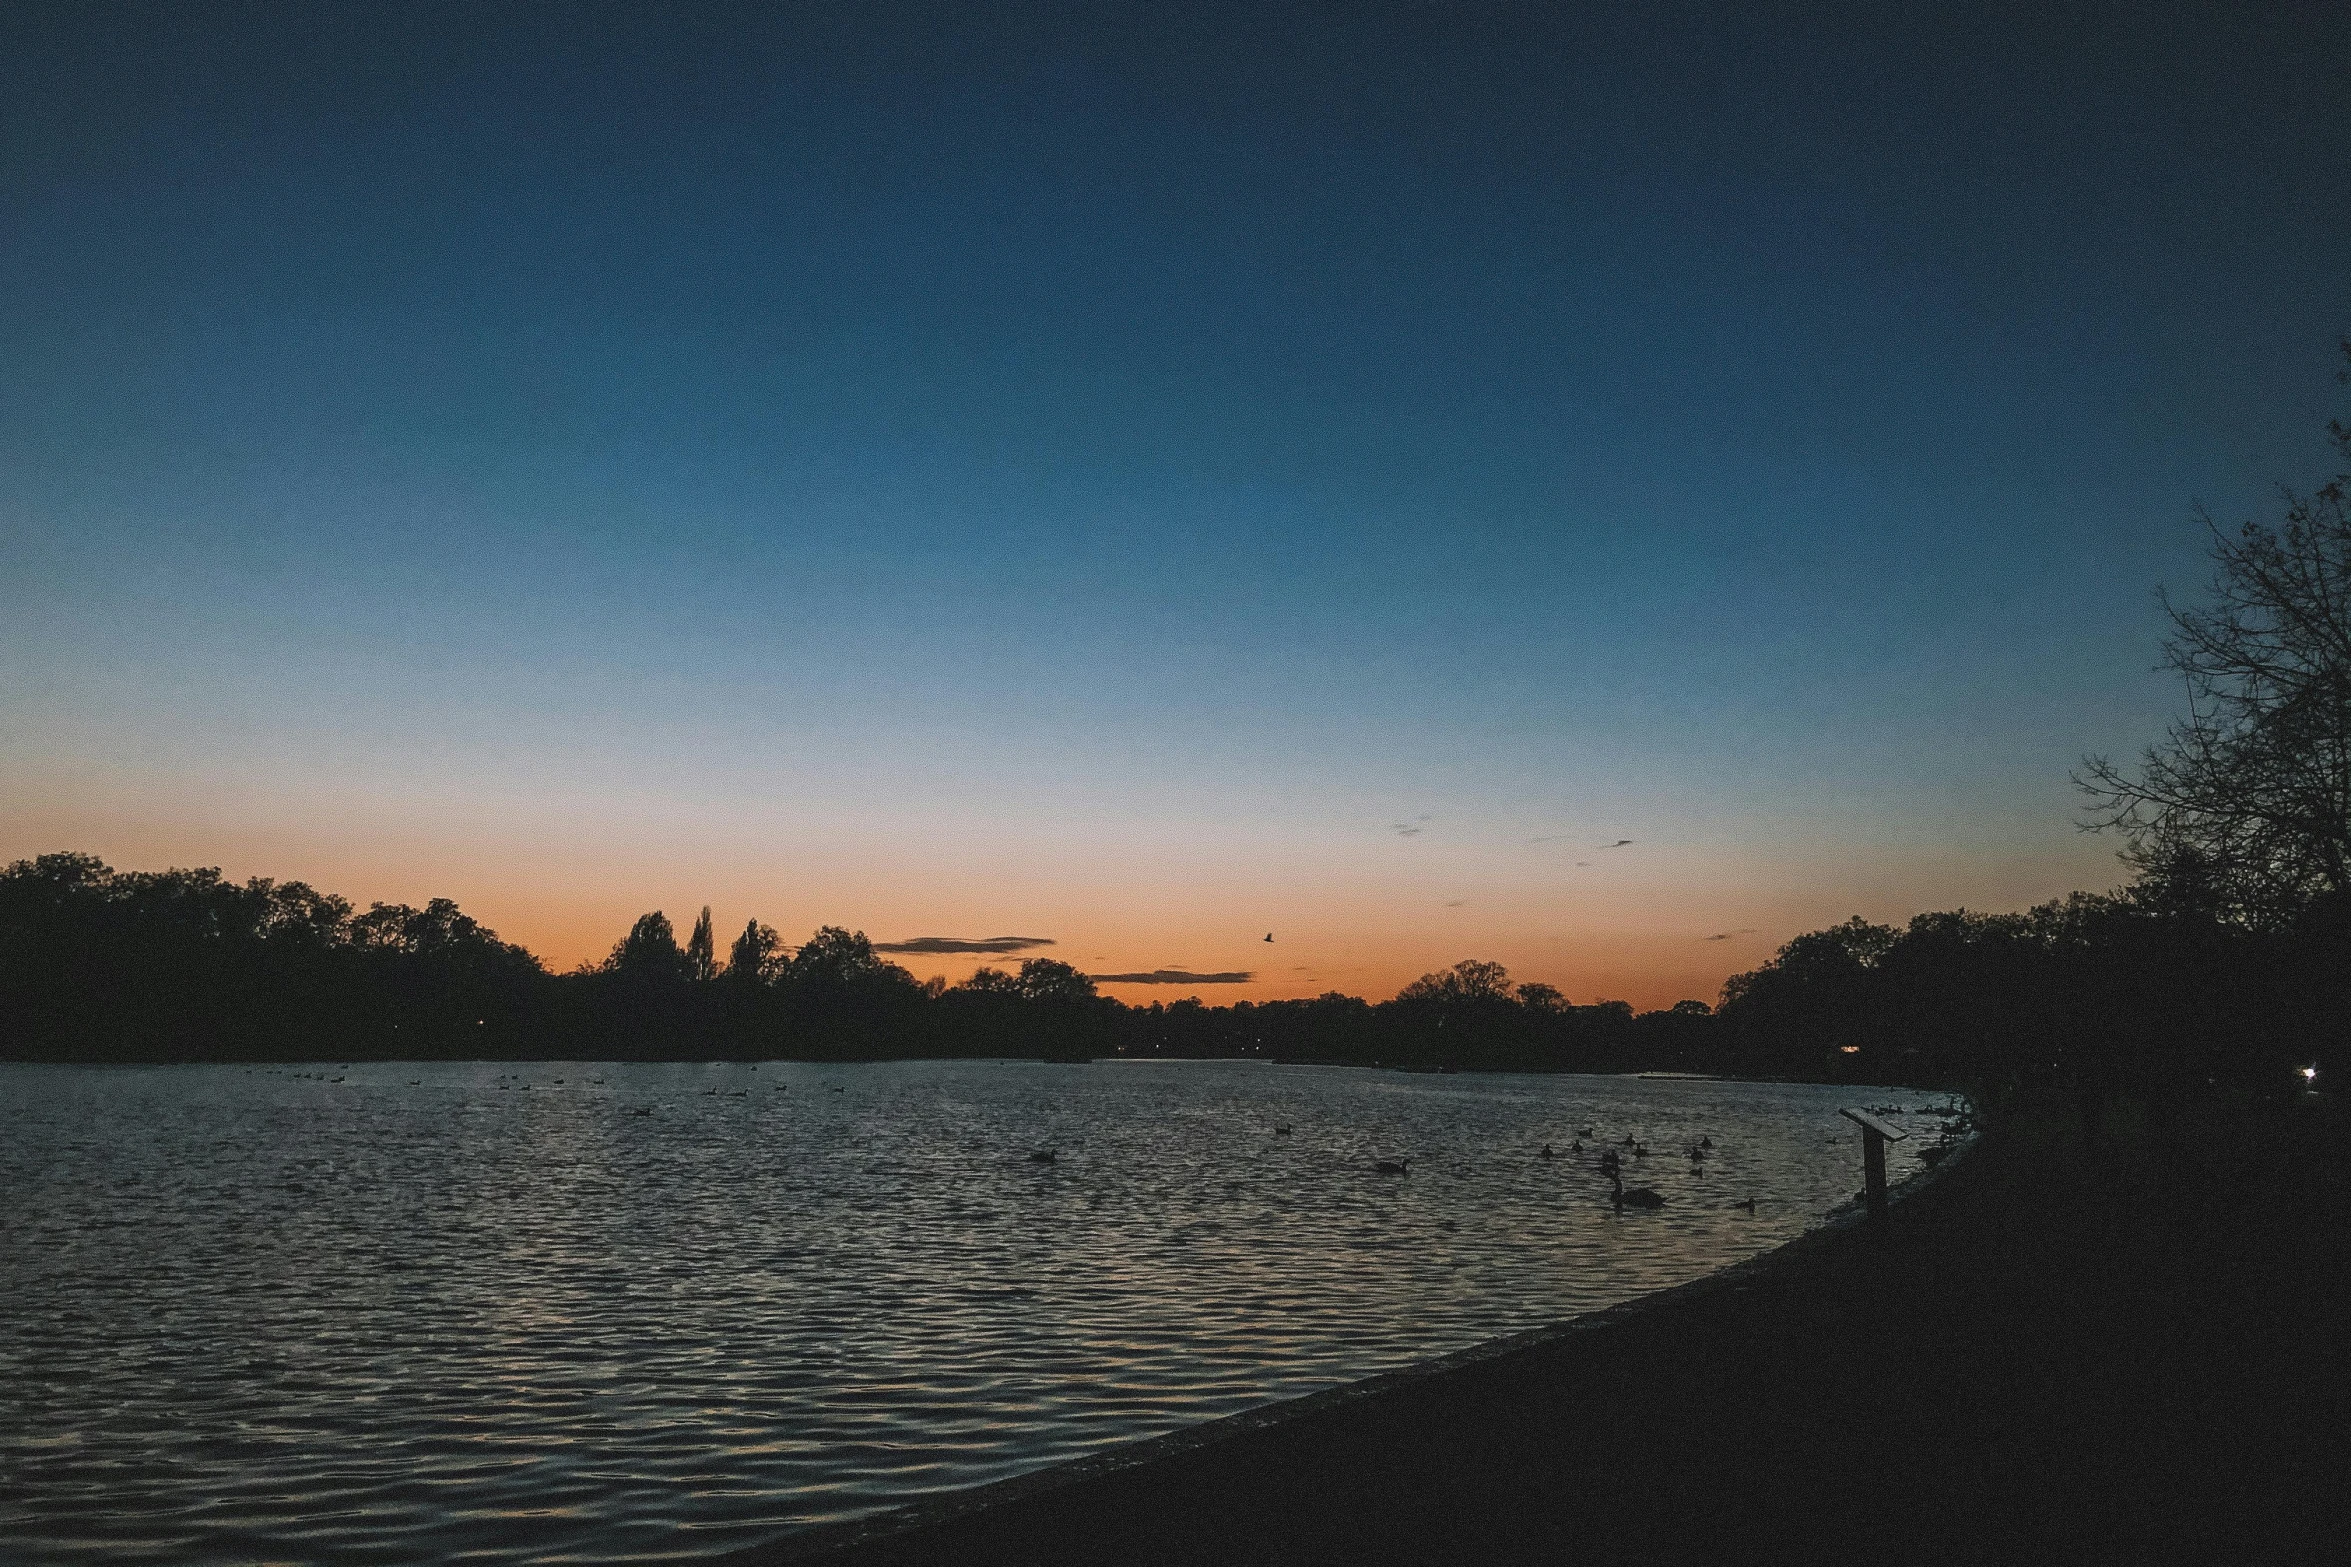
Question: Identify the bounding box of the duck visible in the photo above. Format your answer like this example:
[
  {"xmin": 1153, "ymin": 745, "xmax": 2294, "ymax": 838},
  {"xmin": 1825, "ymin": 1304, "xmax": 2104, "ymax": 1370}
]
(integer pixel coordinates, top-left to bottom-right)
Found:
[
  {"xmin": 1029, "ymin": 1149, "xmax": 1058, "ymax": 1164},
  {"xmin": 1732, "ymin": 1197, "xmax": 1757, "ymax": 1213},
  {"xmin": 1597, "ymin": 1149, "xmax": 1622, "ymax": 1176},
  {"xmin": 1570, "ymin": 1138, "xmax": 1583, "ymax": 1154},
  {"xmin": 1632, "ymin": 1142, "xmax": 1649, "ymax": 1157},
  {"xmin": 1611, "ymin": 1172, "xmax": 1664, "ymax": 1209},
  {"xmin": 1374, "ymin": 1159, "xmax": 1410, "ymax": 1175},
  {"xmin": 1699, "ymin": 1135, "xmax": 1713, "ymax": 1149},
  {"xmin": 1274, "ymin": 1123, "xmax": 1293, "ymax": 1135},
  {"xmin": 1539, "ymin": 1143, "xmax": 1557, "ymax": 1159}
]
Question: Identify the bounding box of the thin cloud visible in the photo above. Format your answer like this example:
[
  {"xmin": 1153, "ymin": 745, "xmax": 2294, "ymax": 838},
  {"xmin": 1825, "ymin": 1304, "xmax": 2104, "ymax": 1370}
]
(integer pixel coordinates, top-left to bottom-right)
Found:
[
  {"xmin": 874, "ymin": 935, "xmax": 1056, "ymax": 955},
  {"xmin": 1091, "ymin": 968, "xmax": 1255, "ymax": 985},
  {"xmin": 1445, "ymin": 899, "xmax": 1466, "ymax": 907},
  {"xmin": 1703, "ymin": 929, "xmax": 1758, "ymax": 942},
  {"xmin": 1390, "ymin": 823, "xmax": 1423, "ymax": 837}
]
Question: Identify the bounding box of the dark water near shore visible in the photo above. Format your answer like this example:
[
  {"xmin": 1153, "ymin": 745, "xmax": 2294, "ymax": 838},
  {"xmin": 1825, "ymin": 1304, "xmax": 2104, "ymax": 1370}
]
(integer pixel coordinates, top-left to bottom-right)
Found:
[{"xmin": 1, "ymin": 1060, "xmax": 1950, "ymax": 1564}]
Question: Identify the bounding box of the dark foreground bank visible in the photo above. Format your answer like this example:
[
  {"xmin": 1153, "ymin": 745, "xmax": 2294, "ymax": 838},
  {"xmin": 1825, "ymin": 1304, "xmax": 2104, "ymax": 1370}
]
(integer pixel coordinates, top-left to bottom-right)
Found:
[{"xmin": 718, "ymin": 1097, "xmax": 2345, "ymax": 1565}]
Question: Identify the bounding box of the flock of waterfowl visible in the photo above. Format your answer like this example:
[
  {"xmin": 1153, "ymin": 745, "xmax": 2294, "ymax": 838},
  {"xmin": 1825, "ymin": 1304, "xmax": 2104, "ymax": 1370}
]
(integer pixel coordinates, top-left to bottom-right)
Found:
[
  {"xmin": 1007, "ymin": 1119, "xmax": 1746, "ymax": 1212},
  {"xmin": 247, "ymin": 1068, "xmax": 1958, "ymax": 1216}
]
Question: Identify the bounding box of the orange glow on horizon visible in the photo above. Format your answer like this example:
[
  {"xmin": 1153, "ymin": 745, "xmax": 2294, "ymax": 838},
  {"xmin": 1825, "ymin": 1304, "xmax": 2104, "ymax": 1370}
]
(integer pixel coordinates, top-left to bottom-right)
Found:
[{"xmin": 4, "ymin": 769, "xmax": 2123, "ymax": 1016}]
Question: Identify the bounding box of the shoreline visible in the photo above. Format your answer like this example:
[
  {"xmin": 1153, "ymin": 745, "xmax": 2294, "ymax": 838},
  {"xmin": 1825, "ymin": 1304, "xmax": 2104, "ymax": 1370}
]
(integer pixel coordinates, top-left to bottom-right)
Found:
[
  {"xmin": 724, "ymin": 1133, "xmax": 1976, "ymax": 1566},
  {"xmin": 716, "ymin": 1097, "xmax": 2342, "ymax": 1564}
]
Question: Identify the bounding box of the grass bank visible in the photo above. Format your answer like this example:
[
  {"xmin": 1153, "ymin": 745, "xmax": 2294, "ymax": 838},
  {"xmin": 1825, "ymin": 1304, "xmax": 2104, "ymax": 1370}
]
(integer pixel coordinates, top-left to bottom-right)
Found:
[{"xmin": 722, "ymin": 1092, "xmax": 2344, "ymax": 1564}]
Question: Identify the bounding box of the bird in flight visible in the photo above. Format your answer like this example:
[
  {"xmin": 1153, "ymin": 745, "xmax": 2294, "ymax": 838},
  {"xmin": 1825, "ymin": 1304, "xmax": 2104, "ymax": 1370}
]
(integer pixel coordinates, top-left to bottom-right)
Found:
[
  {"xmin": 1598, "ymin": 839, "xmax": 1635, "ymax": 849},
  {"xmin": 1264, "ymin": 932, "xmax": 1274, "ymax": 942}
]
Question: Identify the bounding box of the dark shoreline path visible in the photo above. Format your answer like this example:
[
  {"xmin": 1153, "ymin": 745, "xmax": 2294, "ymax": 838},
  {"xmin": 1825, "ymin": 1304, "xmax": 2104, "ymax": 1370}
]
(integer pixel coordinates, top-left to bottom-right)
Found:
[{"xmin": 723, "ymin": 1100, "xmax": 2344, "ymax": 1564}]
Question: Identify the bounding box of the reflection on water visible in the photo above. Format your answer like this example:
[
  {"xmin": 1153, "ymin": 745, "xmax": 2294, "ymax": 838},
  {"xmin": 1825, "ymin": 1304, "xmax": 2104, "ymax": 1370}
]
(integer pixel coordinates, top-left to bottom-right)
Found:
[{"xmin": 0, "ymin": 1060, "xmax": 1947, "ymax": 1563}]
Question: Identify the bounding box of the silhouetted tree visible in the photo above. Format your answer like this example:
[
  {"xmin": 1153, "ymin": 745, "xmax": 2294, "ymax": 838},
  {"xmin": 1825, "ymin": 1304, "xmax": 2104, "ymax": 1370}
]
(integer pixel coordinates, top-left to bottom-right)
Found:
[
  {"xmin": 726, "ymin": 919, "xmax": 785, "ymax": 984},
  {"xmin": 1397, "ymin": 958, "xmax": 1516, "ymax": 1005},
  {"xmin": 788, "ymin": 926, "xmax": 907, "ymax": 990},
  {"xmin": 607, "ymin": 911, "xmax": 689, "ymax": 983},
  {"xmin": 2079, "ymin": 347, "xmax": 2351, "ymax": 927},
  {"xmin": 1716, "ymin": 917, "xmax": 1897, "ymax": 1074},
  {"xmin": 957, "ymin": 965, "xmax": 1022, "ymax": 995},
  {"xmin": 1010, "ymin": 957, "xmax": 1098, "ymax": 1004},
  {"xmin": 685, "ymin": 905, "xmax": 718, "ymax": 982},
  {"xmin": 1517, "ymin": 981, "xmax": 1568, "ymax": 1014}
]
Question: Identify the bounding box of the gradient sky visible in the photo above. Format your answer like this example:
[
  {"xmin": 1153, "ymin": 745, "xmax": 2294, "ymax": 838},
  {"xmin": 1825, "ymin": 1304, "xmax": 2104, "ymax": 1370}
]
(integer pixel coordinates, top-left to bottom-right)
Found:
[{"xmin": 4, "ymin": 1, "xmax": 2346, "ymax": 1008}]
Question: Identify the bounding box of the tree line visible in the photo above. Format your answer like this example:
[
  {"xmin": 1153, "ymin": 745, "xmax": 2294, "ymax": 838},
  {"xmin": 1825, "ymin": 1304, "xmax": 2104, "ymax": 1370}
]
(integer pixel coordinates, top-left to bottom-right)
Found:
[
  {"xmin": 1, "ymin": 848, "xmax": 2333, "ymax": 1100},
  {"xmin": 0, "ymin": 856, "xmax": 1718, "ymax": 1069}
]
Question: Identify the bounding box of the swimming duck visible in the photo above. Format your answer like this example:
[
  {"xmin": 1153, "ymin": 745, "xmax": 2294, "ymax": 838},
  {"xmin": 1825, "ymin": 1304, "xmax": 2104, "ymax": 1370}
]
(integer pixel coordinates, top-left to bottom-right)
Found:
[{"xmin": 1611, "ymin": 1172, "xmax": 1664, "ymax": 1210}]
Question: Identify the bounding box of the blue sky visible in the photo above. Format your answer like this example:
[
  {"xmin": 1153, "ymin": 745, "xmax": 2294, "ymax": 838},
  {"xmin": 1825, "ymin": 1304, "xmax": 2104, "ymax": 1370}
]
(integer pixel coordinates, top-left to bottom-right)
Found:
[{"xmin": 4, "ymin": 1, "xmax": 2345, "ymax": 1003}]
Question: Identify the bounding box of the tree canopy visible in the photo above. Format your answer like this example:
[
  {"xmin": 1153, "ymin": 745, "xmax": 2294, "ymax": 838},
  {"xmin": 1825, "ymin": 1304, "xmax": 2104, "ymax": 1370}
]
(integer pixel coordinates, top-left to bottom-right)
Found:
[{"xmin": 2079, "ymin": 343, "xmax": 2351, "ymax": 928}]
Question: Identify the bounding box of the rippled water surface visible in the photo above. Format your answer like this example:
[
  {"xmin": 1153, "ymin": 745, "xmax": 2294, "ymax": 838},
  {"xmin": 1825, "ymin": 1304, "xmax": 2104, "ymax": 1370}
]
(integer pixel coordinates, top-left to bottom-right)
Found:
[{"xmin": 1, "ymin": 1060, "xmax": 1952, "ymax": 1563}]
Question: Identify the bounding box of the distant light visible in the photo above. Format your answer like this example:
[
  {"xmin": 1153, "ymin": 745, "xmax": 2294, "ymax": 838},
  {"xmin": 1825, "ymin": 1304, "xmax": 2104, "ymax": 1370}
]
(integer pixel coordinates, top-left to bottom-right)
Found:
[
  {"xmin": 1839, "ymin": 1045, "xmax": 1861, "ymax": 1055},
  {"xmin": 2303, "ymin": 1066, "xmax": 2319, "ymax": 1082}
]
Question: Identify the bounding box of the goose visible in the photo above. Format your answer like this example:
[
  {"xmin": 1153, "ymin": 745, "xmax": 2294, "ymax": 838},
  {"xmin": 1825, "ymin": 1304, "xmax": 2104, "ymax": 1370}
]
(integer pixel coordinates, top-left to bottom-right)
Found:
[
  {"xmin": 1374, "ymin": 1159, "xmax": 1410, "ymax": 1175},
  {"xmin": 1731, "ymin": 1197, "xmax": 1757, "ymax": 1213},
  {"xmin": 1611, "ymin": 1172, "xmax": 1664, "ymax": 1210},
  {"xmin": 1632, "ymin": 1142, "xmax": 1649, "ymax": 1157}
]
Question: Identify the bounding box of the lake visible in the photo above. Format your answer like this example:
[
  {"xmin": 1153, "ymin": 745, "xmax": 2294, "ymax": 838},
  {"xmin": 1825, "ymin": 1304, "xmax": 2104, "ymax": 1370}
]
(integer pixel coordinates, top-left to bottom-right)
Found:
[{"xmin": 0, "ymin": 1059, "xmax": 1952, "ymax": 1564}]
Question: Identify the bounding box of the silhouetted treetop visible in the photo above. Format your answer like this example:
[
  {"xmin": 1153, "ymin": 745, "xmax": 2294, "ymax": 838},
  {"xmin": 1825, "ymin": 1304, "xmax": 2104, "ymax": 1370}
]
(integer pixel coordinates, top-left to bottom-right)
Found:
[
  {"xmin": 1009, "ymin": 957, "xmax": 1098, "ymax": 1004},
  {"xmin": 608, "ymin": 911, "xmax": 689, "ymax": 983},
  {"xmin": 1396, "ymin": 958, "xmax": 1516, "ymax": 1007},
  {"xmin": 727, "ymin": 919, "xmax": 785, "ymax": 984},
  {"xmin": 790, "ymin": 926, "xmax": 917, "ymax": 993},
  {"xmin": 2079, "ymin": 347, "xmax": 2351, "ymax": 927},
  {"xmin": 685, "ymin": 906, "xmax": 718, "ymax": 982}
]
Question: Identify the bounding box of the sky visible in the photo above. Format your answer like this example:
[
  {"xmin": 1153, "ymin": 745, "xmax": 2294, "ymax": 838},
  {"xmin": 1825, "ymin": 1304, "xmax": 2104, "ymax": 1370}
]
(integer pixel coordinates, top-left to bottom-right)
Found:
[{"xmin": 3, "ymin": 1, "xmax": 2346, "ymax": 1008}]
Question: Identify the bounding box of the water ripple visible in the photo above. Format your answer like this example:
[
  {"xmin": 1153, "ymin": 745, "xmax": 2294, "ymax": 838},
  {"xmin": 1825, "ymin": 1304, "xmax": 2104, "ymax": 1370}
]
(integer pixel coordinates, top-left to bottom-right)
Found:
[{"xmin": 0, "ymin": 1060, "xmax": 1946, "ymax": 1564}]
